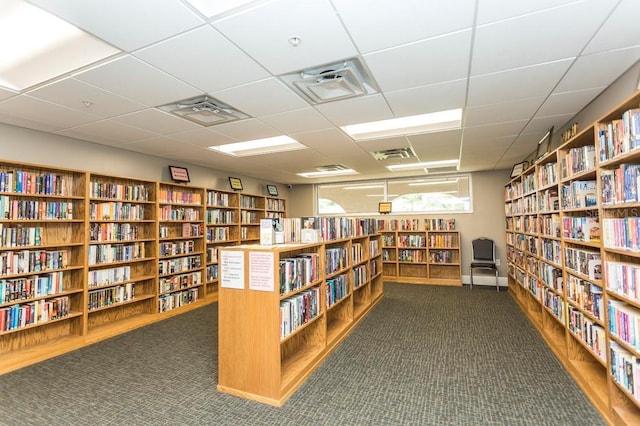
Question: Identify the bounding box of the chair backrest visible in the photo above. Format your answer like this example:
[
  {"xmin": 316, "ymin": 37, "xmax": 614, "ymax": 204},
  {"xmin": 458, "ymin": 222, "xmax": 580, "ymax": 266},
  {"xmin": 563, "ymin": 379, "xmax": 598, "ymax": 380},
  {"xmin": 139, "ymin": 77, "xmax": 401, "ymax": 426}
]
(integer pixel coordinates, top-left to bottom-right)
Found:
[{"xmin": 472, "ymin": 238, "xmax": 495, "ymax": 262}]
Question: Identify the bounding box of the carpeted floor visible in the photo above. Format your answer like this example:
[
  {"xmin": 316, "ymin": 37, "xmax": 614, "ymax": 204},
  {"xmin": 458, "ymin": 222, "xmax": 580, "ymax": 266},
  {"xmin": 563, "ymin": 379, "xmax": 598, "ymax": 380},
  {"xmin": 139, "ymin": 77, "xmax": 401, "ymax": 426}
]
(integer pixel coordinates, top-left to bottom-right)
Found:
[{"xmin": 0, "ymin": 283, "xmax": 605, "ymax": 425}]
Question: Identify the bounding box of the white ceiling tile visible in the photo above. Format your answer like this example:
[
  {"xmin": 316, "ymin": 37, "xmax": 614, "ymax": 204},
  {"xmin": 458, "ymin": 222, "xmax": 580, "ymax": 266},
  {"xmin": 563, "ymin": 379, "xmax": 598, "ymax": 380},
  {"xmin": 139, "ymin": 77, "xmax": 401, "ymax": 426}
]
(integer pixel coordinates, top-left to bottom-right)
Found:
[
  {"xmin": 213, "ymin": 78, "xmax": 308, "ymax": 117},
  {"xmin": 476, "ymin": 0, "xmax": 598, "ymax": 25},
  {"xmin": 0, "ymin": 95, "xmax": 100, "ymax": 131},
  {"xmin": 364, "ymin": 30, "xmax": 472, "ymax": 92},
  {"xmin": 538, "ymin": 88, "xmax": 605, "ymax": 117},
  {"xmin": 385, "ymin": 80, "xmax": 467, "ymax": 117},
  {"xmin": 134, "ymin": 25, "xmax": 270, "ymax": 93},
  {"xmin": 522, "ymin": 113, "xmax": 575, "ymax": 135},
  {"xmin": 467, "ymin": 59, "xmax": 573, "ymax": 106},
  {"xmin": 463, "ymin": 120, "xmax": 529, "ymax": 141},
  {"xmin": 354, "ymin": 136, "xmax": 411, "ymax": 153},
  {"xmin": 294, "ymin": 128, "xmax": 362, "ymax": 154},
  {"xmin": 28, "ymin": 0, "xmax": 205, "ymax": 51},
  {"xmin": 260, "ymin": 108, "xmax": 333, "ymax": 135},
  {"xmin": 464, "ymin": 97, "xmax": 544, "ymax": 127},
  {"xmin": 112, "ymin": 109, "xmax": 202, "ymax": 135},
  {"xmin": 554, "ymin": 47, "xmax": 640, "ymax": 93},
  {"xmin": 331, "ymin": 0, "xmax": 475, "ymax": 53},
  {"xmin": 213, "ymin": 0, "xmax": 357, "ymax": 75},
  {"xmin": 472, "ymin": 0, "xmax": 614, "ymax": 76},
  {"xmin": 170, "ymin": 128, "xmax": 235, "ymax": 147},
  {"xmin": 74, "ymin": 56, "xmax": 201, "ymax": 106},
  {"xmin": 208, "ymin": 118, "xmax": 279, "ymax": 141},
  {"xmin": 119, "ymin": 137, "xmax": 189, "ymax": 156},
  {"xmin": 585, "ymin": 0, "xmax": 640, "ymax": 54},
  {"xmin": 27, "ymin": 78, "xmax": 146, "ymax": 118},
  {"xmin": 0, "ymin": 88, "xmax": 19, "ymax": 102},
  {"xmin": 461, "ymin": 135, "xmax": 514, "ymax": 152},
  {"xmin": 314, "ymin": 94, "xmax": 393, "ymax": 126},
  {"xmin": 56, "ymin": 119, "xmax": 159, "ymax": 145}
]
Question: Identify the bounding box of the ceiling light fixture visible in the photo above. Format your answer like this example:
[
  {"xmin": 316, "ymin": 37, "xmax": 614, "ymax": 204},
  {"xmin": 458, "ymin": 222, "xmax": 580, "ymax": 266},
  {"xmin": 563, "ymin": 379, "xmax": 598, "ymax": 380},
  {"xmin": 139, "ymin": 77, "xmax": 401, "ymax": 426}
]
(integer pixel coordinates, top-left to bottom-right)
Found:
[
  {"xmin": 408, "ymin": 178, "xmax": 459, "ymax": 186},
  {"xmin": 341, "ymin": 108, "xmax": 462, "ymax": 141},
  {"xmin": 297, "ymin": 169, "xmax": 358, "ymax": 178},
  {"xmin": 209, "ymin": 135, "xmax": 306, "ymax": 157},
  {"xmin": 386, "ymin": 159, "xmax": 459, "ymax": 171}
]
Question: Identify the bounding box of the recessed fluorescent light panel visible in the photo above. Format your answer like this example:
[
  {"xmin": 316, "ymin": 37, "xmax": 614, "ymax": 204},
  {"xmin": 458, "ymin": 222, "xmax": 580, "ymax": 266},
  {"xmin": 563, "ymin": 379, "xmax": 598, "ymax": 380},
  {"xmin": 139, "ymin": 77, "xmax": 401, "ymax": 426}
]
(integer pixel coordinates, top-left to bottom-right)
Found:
[
  {"xmin": 386, "ymin": 159, "xmax": 459, "ymax": 171},
  {"xmin": 0, "ymin": 0, "xmax": 120, "ymax": 91},
  {"xmin": 342, "ymin": 108, "xmax": 462, "ymax": 141},
  {"xmin": 184, "ymin": 0, "xmax": 268, "ymax": 18},
  {"xmin": 209, "ymin": 135, "xmax": 306, "ymax": 157},
  {"xmin": 297, "ymin": 169, "xmax": 358, "ymax": 178}
]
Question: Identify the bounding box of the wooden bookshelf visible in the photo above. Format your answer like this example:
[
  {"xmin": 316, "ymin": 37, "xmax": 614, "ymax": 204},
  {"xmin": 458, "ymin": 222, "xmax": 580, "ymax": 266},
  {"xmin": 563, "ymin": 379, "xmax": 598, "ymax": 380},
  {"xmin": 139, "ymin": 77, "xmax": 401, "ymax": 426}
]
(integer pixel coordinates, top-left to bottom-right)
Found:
[
  {"xmin": 217, "ymin": 232, "xmax": 383, "ymax": 406},
  {"xmin": 157, "ymin": 183, "xmax": 206, "ymax": 313},
  {"xmin": 240, "ymin": 194, "xmax": 265, "ymax": 244},
  {"xmin": 505, "ymin": 90, "xmax": 640, "ymax": 425},
  {"xmin": 265, "ymin": 196, "xmax": 286, "ymax": 219}
]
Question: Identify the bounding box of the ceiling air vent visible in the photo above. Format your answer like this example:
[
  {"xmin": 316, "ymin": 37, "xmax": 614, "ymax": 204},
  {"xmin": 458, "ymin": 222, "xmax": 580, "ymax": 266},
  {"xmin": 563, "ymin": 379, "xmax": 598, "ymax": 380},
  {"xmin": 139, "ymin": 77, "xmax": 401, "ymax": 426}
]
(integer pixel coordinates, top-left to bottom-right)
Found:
[
  {"xmin": 279, "ymin": 57, "xmax": 379, "ymax": 104},
  {"xmin": 371, "ymin": 147, "xmax": 416, "ymax": 161},
  {"xmin": 157, "ymin": 95, "xmax": 249, "ymax": 127},
  {"xmin": 316, "ymin": 164, "xmax": 350, "ymax": 172}
]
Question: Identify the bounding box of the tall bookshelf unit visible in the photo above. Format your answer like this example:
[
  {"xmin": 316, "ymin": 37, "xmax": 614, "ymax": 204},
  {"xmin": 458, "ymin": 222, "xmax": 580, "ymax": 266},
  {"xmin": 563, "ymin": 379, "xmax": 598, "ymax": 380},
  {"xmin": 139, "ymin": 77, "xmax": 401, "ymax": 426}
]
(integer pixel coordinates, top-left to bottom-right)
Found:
[
  {"xmin": 265, "ymin": 197, "xmax": 286, "ymax": 219},
  {"xmin": 217, "ymin": 230, "xmax": 383, "ymax": 406},
  {"xmin": 240, "ymin": 194, "xmax": 265, "ymax": 244},
  {"xmin": 205, "ymin": 189, "xmax": 240, "ymax": 301},
  {"xmin": 505, "ymin": 91, "xmax": 640, "ymax": 425},
  {"xmin": 157, "ymin": 183, "xmax": 206, "ymax": 313},
  {"xmin": 87, "ymin": 173, "xmax": 157, "ymax": 335}
]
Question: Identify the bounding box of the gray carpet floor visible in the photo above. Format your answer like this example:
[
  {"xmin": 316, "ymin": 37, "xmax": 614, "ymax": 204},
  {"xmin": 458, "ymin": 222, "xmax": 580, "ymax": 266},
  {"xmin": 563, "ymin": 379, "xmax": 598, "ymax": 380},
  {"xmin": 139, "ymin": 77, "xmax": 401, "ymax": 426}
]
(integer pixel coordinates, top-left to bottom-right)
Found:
[{"xmin": 0, "ymin": 283, "xmax": 605, "ymax": 425}]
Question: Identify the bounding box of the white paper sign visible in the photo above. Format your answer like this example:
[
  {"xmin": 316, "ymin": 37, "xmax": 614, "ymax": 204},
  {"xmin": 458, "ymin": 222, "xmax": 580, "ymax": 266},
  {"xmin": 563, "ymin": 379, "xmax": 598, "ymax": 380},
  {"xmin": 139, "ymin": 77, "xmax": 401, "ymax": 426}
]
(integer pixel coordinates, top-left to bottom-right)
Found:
[
  {"xmin": 249, "ymin": 251, "xmax": 275, "ymax": 292},
  {"xmin": 220, "ymin": 250, "xmax": 245, "ymax": 289}
]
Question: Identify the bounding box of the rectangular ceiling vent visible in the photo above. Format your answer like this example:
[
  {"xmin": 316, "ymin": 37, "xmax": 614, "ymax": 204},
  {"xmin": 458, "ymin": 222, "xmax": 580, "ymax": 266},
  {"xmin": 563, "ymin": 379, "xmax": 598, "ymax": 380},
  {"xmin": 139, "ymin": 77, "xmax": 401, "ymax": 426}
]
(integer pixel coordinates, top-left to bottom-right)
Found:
[
  {"xmin": 157, "ymin": 95, "xmax": 249, "ymax": 127},
  {"xmin": 316, "ymin": 164, "xmax": 350, "ymax": 172},
  {"xmin": 279, "ymin": 57, "xmax": 379, "ymax": 104},
  {"xmin": 371, "ymin": 147, "xmax": 416, "ymax": 161}
]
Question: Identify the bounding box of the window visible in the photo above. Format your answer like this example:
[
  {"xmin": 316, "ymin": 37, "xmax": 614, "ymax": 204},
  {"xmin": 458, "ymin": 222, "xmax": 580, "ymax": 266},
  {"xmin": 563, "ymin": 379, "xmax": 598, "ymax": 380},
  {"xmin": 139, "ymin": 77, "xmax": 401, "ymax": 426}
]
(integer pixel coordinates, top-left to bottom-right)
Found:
[{"xmin": 316, "ymin": 175, "xmax": 471, "ymax": 215}]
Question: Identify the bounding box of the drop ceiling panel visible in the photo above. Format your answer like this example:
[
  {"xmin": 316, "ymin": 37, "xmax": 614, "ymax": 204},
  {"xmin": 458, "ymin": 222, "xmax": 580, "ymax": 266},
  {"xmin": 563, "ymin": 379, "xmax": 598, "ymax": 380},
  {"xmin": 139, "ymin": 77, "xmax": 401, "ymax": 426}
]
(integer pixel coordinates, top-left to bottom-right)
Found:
[
  {"xmin": 364, "ymin": 30, "xmax": 472, "ymax": 92},
  {"xmin": 554, "ymin": 47, "xmax": 640, "ymax": 93},
  {"xmin": 522, "ymin": 113, "xmax": 575, "ymax": 135},
  {"xmin": 169, "ymin": 128, "xmax": 235, "ymax": 147},
  {"xmin": 464, "ymin": 97, "xmax": 544, "ymax": 127},
  {"xmin": 0, "ymin": 88, "xmax": 17, "ymax": 102},
  {"xmin": 112, "ymin": 109, "xmax": 202, "ymax": 135},
  {"xmin": 314, "ymin": 94, "xmax": 393, "ymax": 126},
  {"xmin": 119, "ymin": 137, "xmax": 190, "ymax": 156},
  {"xmin": 293, "ymin": 128, "xmax": 361, "ymax": 153},
  {"xmin": 0, "ymin": 96, "xmax": 100, "ymax": 131},
  {"xmin": 331, "ymin": 0, "xmax": 475, "ymax": 54},
  {"xmin": 259, "ymin": 108, "xmax": 333, "ymax": 135},
  {"xmin": 476, "ymin": 0, "xmax": 579, "ymax": 25},
  {"xmin": 204, "ymin": 118, "xmax": 279, "ymax": 141},
  {"xmin": 463, "ymin": 120, "xmax": 529, "ymax": 141},
  {"xmin": 537, "ymin": 88, "xmax": 605, "ymax": 117},
  {"xmin": 353, "ymin": 136, "xmax": 411, "ymax": 153},
  {"xmin": 27, "ymin": 78, "xmax": 147, "ymax": 118},
  {"xmin": 74, "ymin": 56, "xmax": 201, "ymax": 106},
  {"xmin": 467, "ymin": 59, "xmax": 573, "ymax": 106},
  {"xmin": 385, "ymin": 80, "xmax": 467, "ymax": 117},
  {"xmin": 213, "ymin": 0, "xmax": 357, "ymax": 75},
  {"xmin": 461, "ymin": 136, "xmax": 514, "ymax": 153},
  {"xmin": 213, "ymin": 78, "xmax": 308, "ymax": 117},
  {"xmin": 584, "ymin": 0, "xmax": 640, "ymax": 54},
  {"xmin": 28, "ymin": 0, "xmax": 205, "ymax": 51},
  {"xmin": 56, "ymin": 120, "xmax": 159, "ymax": 146},
  {"xmin": 472, "ymin": 0, "xmax": 615, "ymax": 76},
  {"xmin": 409, "ymin": 130, "xmax": 462, "ymax": 159},
  {"xmin": 134, "ymin": 25, "xmax": 270, "ymax": 93}
]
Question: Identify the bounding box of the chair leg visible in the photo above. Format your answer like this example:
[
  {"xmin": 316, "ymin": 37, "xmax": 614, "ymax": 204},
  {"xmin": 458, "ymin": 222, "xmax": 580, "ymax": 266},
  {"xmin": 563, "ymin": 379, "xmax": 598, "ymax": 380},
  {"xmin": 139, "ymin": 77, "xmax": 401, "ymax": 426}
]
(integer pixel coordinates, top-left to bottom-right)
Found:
[
  {"xmin": 470, "ymin": 268, "xmax": 473, "ymax": 290},
  {"xmin": 495, "ymin": 269, "xmax": 499, "ymax": 292}
]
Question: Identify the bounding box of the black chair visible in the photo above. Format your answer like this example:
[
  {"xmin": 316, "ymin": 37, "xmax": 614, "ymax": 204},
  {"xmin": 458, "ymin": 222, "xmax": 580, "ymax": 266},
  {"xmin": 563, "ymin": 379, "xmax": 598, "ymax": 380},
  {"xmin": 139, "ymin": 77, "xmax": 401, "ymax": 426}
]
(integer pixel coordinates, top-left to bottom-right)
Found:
[{"xmin": 470, "ymin": 238, "xmax": 499, "ymax": 291}]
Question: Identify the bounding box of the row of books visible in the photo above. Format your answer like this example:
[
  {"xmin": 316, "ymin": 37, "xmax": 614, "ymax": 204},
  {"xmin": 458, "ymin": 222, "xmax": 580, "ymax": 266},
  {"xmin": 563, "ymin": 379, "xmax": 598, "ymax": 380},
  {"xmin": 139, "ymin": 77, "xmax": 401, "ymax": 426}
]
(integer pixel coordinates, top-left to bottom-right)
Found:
[
  {"xmin": 562, "ymin": 216, "xmax": 600, "ymax": 242},
  {"xmin": 377, "ymin": 218, "xmax": 420, "ymax": 231},
  {"xmin": 568, "ymin": 307, "xmax": 606, "ymax": 362},
  {"xmin": 279, "ymin": 253, "xmax": 320, "ymax": 296},
  {"xmin": 159, "ymin": 240, "xmax": 196, "ymax": 257},
  {"xmin": 158, "ymin": 287, "xmax": 199, "ymax": 313},
  {"xmin": 160, "ymin": 206, "xmax": 200, "ymax": 221},
  {"xmin": 606, "ymin": 260, "xmax": 640, "ymax": 302},
  {"xmin": 610, "ymin": 341, "xmax": 640, "ymax": 403},
  {"xmin": 564, "ymin": 247, "xmax": 601, "ymax": 280},
  {"xmin": 542, "ymin": 287, "xmax": 565, "ymax": 324},
  {"xmin": 206, "ymin": 264, "xmax": 218, "ymax": 281},
  {"xmin": 158, "ymin": 188, "xmax": 201, "ymax": 205},
  {"xmin": 0, "ymin": 225, "xmax": 42, "ymax": 248},
  {"xmin": 207, "ymin": 209, "xmax": 236, "ymax": 225},
  {"xmin": 326, "ymin": 273, "xmax": 348, "ymax": 308},
  {"xmin": 88, "ymin": 266, "xmax": 130, "ymax": 288},
  {"xmin": 539, "ymin": 213, "xmax": 561, "ymax": 238},
  {"xmin": 158, "ymin": 255, "xmax": 201, "ymax": 276},
  {"xmin": 608, "ymin": 300, "xmax": 640, "ymax": 351},
  {"xmin": 88, "ymin": 283, "xmax": 135, "ymax": 310},
  {"xmin": 0, "ymin": 171, "xmax": 68, "ymax": 196},
  {"xmin": 567, "ymin": 277, "xmax": 603, "ymax": 320},
  {"xmin": 0, "ymin": 296, "xmax": 70, "ymax": 332},
  {"xmin": 206, "ymin": 247, "xmax": 217, "ymax": 263},
  {"xmin": 601, "ymin": 164, "xmax": 640, "ymax": 205},
  {"xmin": 351, "ymin": 243, "xmax": 364, "ymax": 265},
  {"xmin": 206, "ymin": 190, "xmax": 232, "ymax": 207},
  {"xmin": 598, "ymin": 108, "xmax": 640, "ymax": 162},
  {"xmin": 537, "ymin": 161, "xmax": 558, "ymax": 188},
  {"xmin": 158, "ymin": 271, "xmax": 202, "ymax": 294},
  {"xmin": 428, "ymin": 234, "xmax": 457, "ymax": 248},
  {"xmin": 89, "ymin": 222, "xmax": 140, "ymax": 243},
  {"xmin": 325, "ymin": 247, "xmax": 348, "ymax": 275},
  {"xmin": 537, "ymin": 188, "xmax": 559, "ymax": 212},
  {"xmin": 89, "ymin": 202, "xmax": 145, "ymax": 221},
  {"xmin": 561, "ymin": 144, "xmax": 596, "ymax": 179},
  {"xmin": 240, "ymin": 210, "xmax": 261, "ymax": 224},
  {"xmin": 539, "ymin": 263, "xmax": 562, "ymax": 291},
  {"xmin": 397, "ymin": 234, "xmax": 425, "ymax": 248},
  {"xmin": 88, "ymin": 242, "xmax": 146, "ymax": 266},
  {"xmin": 0, "ymin": 196, "xmax": 74, "ymax": 220},
  {"xmin": 266, "ymin": 198, "xmax": 285, "ymax": 211},
  {"xmin": 601, "ymin": 218, "xmax": 640, "ymax": 252},
  {"xmin": 240, "ymin": 195, "xmax": 260, "ymax": 209},
  {"xmin": 522, "ymin": 193, "xmax": 537, "ymax": 214},
  {"xmin": 0, "ymin": 249, "xmax": 69, "ymax": 276},
  {"xmin": 280, "ymin": 286, "xmax": 320, "ymax": 340},
  {"xmin": 561, "ymin": 180, "xmax": 598, "ymax": 209},
  {"xmin": 354, "ymin": 264, "xmax": 368, "ymax": 288},
  {"xmin": 398, "ymin": 249, "xmax": 425, "ymax": 263},
  {"xmin": 429, "ymin": 250, "xmax": 456, "ymax": 264},
  {"xmin": 89, "ymin": 181, "xmax": 150, "ymax": 201},
  {"xmin": 207, "ymin": 226, "xmax": 231, "ymax": 243},
  {"xmin": 0, "ymin": 272, "xmax": 64, "ymax": 304}
]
